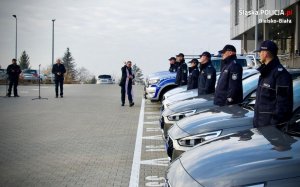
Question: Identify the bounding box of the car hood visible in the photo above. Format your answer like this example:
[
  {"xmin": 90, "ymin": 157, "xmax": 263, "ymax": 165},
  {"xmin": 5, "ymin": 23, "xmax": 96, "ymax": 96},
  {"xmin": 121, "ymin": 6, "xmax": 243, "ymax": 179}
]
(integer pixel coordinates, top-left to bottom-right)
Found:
[
  {"xmin": 164, "ymin": 86, "xmax": 187, "ymax": 99},
  {"xmin": 167, "ymin": 95, "xmax": 214, "ymax": 114},
  {"xmin": 180, "ymin": 126, "xmax": 300, "ymax": 187},
  {"xmin": 164, "ymin": 89, "xmax": 198, "ymax": 106},
  {"xmin": 171, "ymin": 105, "xmax": 254, "ymax": 139},
  {"xmin": 147, "ymin": 71, "xmax": 176, "ymax": 80}
]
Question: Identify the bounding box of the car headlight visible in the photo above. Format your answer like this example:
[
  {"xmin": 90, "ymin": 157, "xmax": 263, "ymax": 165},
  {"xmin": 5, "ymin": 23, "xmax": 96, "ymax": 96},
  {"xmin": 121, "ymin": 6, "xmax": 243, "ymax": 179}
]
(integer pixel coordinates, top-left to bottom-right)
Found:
[
  {"xmin": 178, "ymin": 130, "xmax": 222, "ymax": 147},
  {"xmin": 167, "ymin": 110, "xmax": 196, "ymax": 121},
  {"xmin": 148, "ymin": 78, "xmax": 160, "ymax": 85}
]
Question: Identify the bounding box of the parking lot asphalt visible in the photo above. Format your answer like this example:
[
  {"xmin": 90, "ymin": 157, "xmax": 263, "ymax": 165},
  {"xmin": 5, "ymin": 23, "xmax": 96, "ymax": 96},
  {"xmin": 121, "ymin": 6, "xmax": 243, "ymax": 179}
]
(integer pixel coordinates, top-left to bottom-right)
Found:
[{"xmin": 0, "ymin": 84, "xmax": 169, "ymax": 187}]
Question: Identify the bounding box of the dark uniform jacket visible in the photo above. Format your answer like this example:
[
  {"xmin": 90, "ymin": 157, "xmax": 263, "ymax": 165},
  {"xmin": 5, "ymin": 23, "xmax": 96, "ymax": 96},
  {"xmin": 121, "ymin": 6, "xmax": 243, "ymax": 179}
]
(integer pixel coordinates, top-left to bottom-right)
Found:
[
  {"xmin": 175, "ymin": 60, "xmax": 188, "ymax": 86},
  {"xmin": 253, "ymin": 57, "xmax": 293, "ymax": 128},
  {"xmin": 198, "ymin": 61, "xmax": 216, "ymax": 95},
  {"xmin": 187, "ymin": 66, "xmax": 199, "ymax": 90},
  {"xmin": 7, "ymin": 64, "xmax": 21, "ymax": 80},
  {"xmin": 119, "ymin": 66, "xmax": 135, "ymax": 87},
  {"xmin": 52, "ymin": 63, "xmax": 66, "ymax": 79},
  {"xmin": 169, "ymin": 63, "xmax": 179, "ymax": 73},
  {"xmin": 214, "ymin": 55, "xmax": 243, "ymax": 106}
]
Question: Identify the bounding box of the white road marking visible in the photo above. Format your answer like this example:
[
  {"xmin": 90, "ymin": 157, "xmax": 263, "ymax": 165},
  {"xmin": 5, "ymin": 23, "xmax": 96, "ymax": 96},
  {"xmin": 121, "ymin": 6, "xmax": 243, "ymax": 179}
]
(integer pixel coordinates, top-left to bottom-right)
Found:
[
  {"xmin": 144, "ymin": 121, "xmax": 160, "ymax": 125},
  {"xmin": 141, "ymin": 158, "xmax": 169, "ymax": 167},
  {"xmin": 144, "ymin": 112, "xmax": 160, "ymax": 115},
  {"xmin": 145, "ymin": 145, "xmax": 165, "ymax": 152},
  {"xmin": 146, "ymin": 128, "xmax": 161, "ymax": 132},
  {"xmin": 142, "ymin": 135, "xmax": 163, "ymax": 140},
  {"xmin": 145, "ymin": 176, "xmax": 165, "ymax": 187},
  {"xmin": 129, "ymin": 98, "xmax": 145, "ymax": 187},
  {"xmin": 146, "ymin": 116, "xmax": 160, "ymax": 120}
]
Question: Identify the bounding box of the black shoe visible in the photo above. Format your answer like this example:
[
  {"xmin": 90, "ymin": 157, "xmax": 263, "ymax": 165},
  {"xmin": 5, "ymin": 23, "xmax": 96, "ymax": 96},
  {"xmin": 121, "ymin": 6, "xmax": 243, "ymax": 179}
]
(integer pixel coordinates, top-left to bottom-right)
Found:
[
  {"xmin": 7, "ymin": 94, "xmax": 11, "ymax": 97},
  {"xmin": 60, "ymin": 95, "xmax": 63, "ymax": 98},
  {"xmin": 56, "ymin": 95, "xmax": 58, "ymax": 98},
  {"xmin": 14, "ymin": 95, "xmax": 20, "ymax": 97},
  {"xmin": 129, "ymin": 102, "xmax": 135, "ymax": 107},
  {"xmin": 121, "ymin": 103, "xmax": 125, "ymax": 106}
]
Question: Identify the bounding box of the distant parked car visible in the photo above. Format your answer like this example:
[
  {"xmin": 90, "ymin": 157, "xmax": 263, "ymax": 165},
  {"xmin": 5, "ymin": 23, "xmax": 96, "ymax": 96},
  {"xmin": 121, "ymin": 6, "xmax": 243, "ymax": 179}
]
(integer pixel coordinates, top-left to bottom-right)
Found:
[
  {"xmin": 20, "ymin": 69, "xmax": 39, "ymax": 81},
  {"xmin": 0, "ymin": 69, "xmax": 8, "ymax": 80},
  {"xmin": 97, "ymin": 74, "xmax": 114, "ymax": 84}
]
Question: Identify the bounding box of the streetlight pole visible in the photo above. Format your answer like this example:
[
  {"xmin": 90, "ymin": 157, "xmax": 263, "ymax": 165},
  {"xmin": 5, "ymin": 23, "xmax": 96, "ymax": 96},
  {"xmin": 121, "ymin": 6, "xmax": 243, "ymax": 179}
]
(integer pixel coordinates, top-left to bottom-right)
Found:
[
  {"xmin": 52, "ymin": 19, "xmax": 55, "ymax": 83},
  {"xmin": 12, "ymin": 15, "xmax": 17, "ymax": 60}
]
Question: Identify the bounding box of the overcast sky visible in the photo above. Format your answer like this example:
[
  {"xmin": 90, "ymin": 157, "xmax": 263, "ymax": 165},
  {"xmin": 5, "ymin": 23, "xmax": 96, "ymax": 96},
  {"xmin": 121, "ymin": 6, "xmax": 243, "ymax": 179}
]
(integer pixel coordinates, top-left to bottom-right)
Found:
[{"xmin": 0, "ymin": 0, "xmax": 240, "ymax": 77}]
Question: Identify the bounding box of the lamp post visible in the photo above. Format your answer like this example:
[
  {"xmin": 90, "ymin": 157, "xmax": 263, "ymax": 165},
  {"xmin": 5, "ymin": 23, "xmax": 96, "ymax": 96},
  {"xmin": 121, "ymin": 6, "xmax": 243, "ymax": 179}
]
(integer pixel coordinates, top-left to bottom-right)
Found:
[
  {"xmin": 12, "ymin": 15, "xmax": 17, "ymax": 60},
  {"xmin": 52, "ymin": 19, "xmax": 55, "ymax": 83}
]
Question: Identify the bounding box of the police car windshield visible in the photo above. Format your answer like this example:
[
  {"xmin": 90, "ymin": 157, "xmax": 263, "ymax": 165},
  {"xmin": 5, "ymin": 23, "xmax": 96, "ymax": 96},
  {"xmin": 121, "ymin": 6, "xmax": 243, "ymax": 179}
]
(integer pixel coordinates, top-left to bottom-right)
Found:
[{"xmin": 242, "ymin": 73, "xmax": 260, "ymax": 94}]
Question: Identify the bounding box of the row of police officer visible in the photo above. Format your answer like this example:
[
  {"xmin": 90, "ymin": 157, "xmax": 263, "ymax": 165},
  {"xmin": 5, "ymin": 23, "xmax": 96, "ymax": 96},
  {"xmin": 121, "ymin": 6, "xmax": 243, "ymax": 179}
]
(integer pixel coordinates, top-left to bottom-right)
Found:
[{"xmin": 169, "ymin": 40, "xmax": 293, "ymax": 128}]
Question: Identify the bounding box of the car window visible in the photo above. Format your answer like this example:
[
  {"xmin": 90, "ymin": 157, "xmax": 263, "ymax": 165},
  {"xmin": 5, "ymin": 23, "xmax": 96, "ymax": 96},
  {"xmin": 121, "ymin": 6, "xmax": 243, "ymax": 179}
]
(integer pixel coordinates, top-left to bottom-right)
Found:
[
  {"xmin": 294, "ymin": 79, "xmax": 300, "ymax": 105},
  {"xmin": 242, "ymin": 73, "xmax": 260, "ymax": 93},
  {"xmin": 98, "ymin": 75, "xmax": 111, "ymax": 79},
  {"xmin": 23, "ymin": 70, "xmax": 37, "ymax": 74},
  {"xmin": 211, "ymin": 59, "xmax": 222, "ymax": 72},
  {"xmin": 211, "ymin": 58, "xmax": 248, "ymax": 72},
  {"xmin": 235, "ymin": 59, "xmax": 247, "ymax": 67}
]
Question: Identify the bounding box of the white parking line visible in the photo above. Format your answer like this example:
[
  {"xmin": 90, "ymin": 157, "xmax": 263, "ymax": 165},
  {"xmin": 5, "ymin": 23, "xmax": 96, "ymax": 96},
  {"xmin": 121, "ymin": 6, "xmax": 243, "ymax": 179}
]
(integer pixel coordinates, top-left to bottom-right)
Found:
[{"xmin": 129, "ymin": 98, "xmax": 145, "ymax": 187}]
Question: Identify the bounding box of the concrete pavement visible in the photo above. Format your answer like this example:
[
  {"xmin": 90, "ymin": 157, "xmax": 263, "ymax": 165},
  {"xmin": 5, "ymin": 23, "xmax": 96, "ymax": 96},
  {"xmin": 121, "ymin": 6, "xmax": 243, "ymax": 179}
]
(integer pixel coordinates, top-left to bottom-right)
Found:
[{"xmin": 0, "ymin": 84, "xmax": 143, "ymax": 187}]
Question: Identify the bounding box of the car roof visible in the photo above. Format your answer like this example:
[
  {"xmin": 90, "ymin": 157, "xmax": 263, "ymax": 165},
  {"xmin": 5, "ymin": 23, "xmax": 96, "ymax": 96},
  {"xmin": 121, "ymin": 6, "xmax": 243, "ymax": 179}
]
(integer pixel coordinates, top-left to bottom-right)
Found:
[{"xmin": 180, "ymin": 126, "xmax": 300, "ymax": 186}]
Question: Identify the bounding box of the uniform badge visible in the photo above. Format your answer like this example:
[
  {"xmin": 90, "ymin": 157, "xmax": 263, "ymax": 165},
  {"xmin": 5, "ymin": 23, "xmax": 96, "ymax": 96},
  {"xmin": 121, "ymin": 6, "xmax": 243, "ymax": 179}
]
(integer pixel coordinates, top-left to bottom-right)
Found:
[
  {"xmin": 263, "ymin": 83, "xmax": 270, "ymax": 88},
  {"xmin": 224, "ymin": 70, "xmax": 228, "ymax": 73},
  {"xmin": 232, "ymin": 73, "xmax": 238, "ymax": 80},
  {"xmin": 183, "ymin": 70, "xmax": 186, "ymax": 73},
  {"xmin": 278, "ymin": 68, "xmax": 283, "ymax": 71},
  {"xmin": 207, "ymin": 74, "xmax": 211, "ymax": 79}
]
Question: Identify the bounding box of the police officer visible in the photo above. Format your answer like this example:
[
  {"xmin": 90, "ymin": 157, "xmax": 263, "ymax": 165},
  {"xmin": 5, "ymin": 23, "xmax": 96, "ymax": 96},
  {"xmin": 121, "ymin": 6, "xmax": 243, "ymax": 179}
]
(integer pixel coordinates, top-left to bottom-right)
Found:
[
  {"xmin": 214, "ymin": 45, "xmax": 243, "ymax": 106},
  {"xmin": 6, "ymin": 58, "xmax": 21, "ymax": 97},
  {"xmin": 175, "ymin": 53, "xmax": 188, "ymax": 86},
  {"xmin": 253, "ymin": 40, "xmax": 293, "ymax": 128},
  {"xmin": 52, "ymin": 58, "xmax": 66, "ymax": 98},
  {"xmin": 168, "ymin": 57, "xmax": 178, "ymax": 73},
  {"xmin": 187, "ymin": 58, "xmax": 199, "ymax": 90},
  {"xmin": 198, "ymin": 52, "xmax": 216, "ymax": 95}
]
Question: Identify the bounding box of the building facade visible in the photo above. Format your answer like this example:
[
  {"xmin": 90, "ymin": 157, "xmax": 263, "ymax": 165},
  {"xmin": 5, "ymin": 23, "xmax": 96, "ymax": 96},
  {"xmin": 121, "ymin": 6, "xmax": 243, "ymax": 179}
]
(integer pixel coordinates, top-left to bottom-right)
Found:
[{"xmin": 230, "ymin": 0, "xmax": 300, "ymax": 67}]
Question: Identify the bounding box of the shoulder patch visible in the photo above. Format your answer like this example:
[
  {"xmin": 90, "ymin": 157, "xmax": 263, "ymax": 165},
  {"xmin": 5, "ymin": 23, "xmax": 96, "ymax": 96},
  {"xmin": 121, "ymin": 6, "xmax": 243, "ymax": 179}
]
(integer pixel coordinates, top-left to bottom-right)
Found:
[{"xmin": 278, "ymin": 68, "xmax": 283, "ymax": 71}]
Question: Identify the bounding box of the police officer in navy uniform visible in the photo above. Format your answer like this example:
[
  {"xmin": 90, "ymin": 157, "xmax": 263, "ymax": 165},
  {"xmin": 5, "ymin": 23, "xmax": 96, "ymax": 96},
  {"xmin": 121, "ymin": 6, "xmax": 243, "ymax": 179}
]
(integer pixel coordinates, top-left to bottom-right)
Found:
[
  {"xmin": 175, "ymin": 53, "xmax": 188, "ymax": 86},
  {"xmin": 253, "ymin": 40, "xmax": 293, "ymax": 128},
  {"xmin": 52, "ymin": 58, "xmax": 66, "ymax": 98},
  {"xmin": 198, "ymin": 52, "xmax": 216, "ymax": 95},
  {"xmin": 214, "ymin": 45, "xmax": 243, "ymax": 106},
  {"xmin": 168, "ymin": 57, "xmax": 178, "ymax": 73},
  {"xmin": 187, "ymin": 58, "xmax": 199, "ymax": 90},
  {"xmin": 6, "ymin": 58, "xmax": 21, "ymax": 97}
]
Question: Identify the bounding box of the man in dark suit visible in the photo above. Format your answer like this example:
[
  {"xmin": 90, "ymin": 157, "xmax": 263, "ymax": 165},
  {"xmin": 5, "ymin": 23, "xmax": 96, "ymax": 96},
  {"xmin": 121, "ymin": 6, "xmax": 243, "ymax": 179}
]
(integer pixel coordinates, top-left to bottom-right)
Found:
[
  {"xmin": 119, "ymin": 61, "xmax": 135, "ymax": 107},
  {"xmin": 6, "ymin": 58, "xmax": 21, "ymax": 97},
  {"xmin": 52, "ymin": 59, "xmax": 66, "ymax": 98}
]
